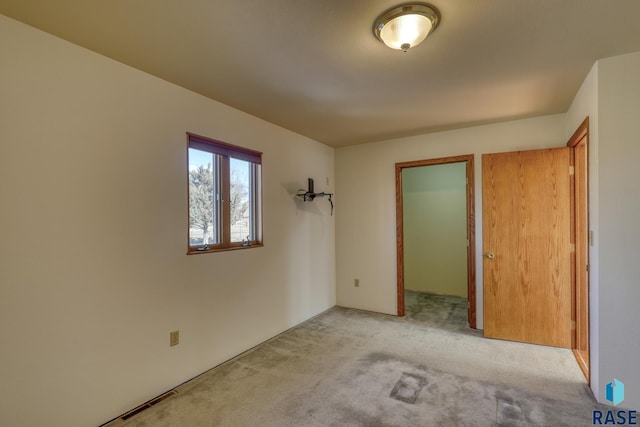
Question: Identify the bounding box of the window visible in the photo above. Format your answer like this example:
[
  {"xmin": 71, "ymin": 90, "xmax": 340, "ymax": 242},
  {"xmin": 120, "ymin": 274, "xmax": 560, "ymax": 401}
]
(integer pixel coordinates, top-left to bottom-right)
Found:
[{"xmin": 187, "ymin": 133, "xmax": 262, "ymax": 253}]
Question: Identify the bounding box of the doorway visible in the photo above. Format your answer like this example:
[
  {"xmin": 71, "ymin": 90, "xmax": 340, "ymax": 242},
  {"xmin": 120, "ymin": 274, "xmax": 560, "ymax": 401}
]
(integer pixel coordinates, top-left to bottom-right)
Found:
[
  {"xmin": 568, "ymin": 117, "xmax": 590, "ymax": 382},
  {"xmin": 395, "ymin": 155, "xmax": 476, "ymax": 328}
]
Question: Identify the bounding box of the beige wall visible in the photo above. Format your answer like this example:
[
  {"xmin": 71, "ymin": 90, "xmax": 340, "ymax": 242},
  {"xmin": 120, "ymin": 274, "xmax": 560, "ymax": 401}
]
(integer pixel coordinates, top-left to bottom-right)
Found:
[
  {"xmin": 335, "ymin": 114, "xmax": 567, "ymax": 322},
  {"xmin": 0, "ymin": 16, "xmax": 335, "ymax": 427},
  {"xmin": 595, "ymin": 51, "xmax": 640, "ymax": 410},
  {"xmin": 402, "ymin": 163, "xmax": 467, "ymax": 297},
  {"xmin": 565, "ymin": 51, "xmax": 640, "ymax": 410}
]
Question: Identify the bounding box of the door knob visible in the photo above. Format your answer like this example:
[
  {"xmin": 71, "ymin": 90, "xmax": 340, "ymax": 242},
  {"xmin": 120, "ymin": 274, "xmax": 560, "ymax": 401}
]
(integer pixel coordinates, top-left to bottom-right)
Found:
[{"xmin": 485, "ymin": 252, "xmax": 495, "ymax": 259}]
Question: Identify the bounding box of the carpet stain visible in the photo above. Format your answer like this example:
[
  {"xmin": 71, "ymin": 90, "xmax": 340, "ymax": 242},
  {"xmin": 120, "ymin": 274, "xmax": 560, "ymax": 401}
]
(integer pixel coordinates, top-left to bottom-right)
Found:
[
  {"xmin": 390, "ymin": 372, "xmax": 427, "ymax": 404},
  {"xmin": 496, "ymin": 392, "xmax": 524, "ymax": 426}
]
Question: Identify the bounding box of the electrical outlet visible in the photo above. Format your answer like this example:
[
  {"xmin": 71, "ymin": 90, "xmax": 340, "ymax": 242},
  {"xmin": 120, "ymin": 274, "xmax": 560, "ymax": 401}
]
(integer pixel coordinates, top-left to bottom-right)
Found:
[
  {"xmin": 354, "ymin": 278, "xmax": 360, "ymax": 287},
  {"xmin": 170, "ymin": 330, "xmax": 179, "ymax": 347}
]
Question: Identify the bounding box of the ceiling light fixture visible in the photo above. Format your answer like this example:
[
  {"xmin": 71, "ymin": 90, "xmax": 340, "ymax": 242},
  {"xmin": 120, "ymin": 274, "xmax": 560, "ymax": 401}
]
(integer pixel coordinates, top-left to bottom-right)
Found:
[{"xmin": 373, "ymin": 3, "xmax": 440, "ymax": 52}]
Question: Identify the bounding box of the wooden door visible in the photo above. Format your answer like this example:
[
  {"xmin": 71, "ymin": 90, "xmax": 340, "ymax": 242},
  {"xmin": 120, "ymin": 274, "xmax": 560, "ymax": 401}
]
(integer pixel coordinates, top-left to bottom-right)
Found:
[{"xmin": 483, "ymin": 148, "xmax": 572, "ymax": 348}]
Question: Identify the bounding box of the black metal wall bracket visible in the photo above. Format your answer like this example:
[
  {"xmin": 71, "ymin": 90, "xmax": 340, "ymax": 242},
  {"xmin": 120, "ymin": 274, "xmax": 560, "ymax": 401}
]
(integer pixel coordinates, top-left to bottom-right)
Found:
[{"xmin": 295, "ymin": 178, "xmax": 334, "ymax": 215}]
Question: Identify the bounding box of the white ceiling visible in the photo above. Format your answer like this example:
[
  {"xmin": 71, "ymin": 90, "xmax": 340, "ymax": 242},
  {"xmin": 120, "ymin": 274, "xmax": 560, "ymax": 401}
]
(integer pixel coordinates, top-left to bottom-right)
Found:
[{"xmin": 3, "ymin": 0, "xmax": 640, "ymax": 147}]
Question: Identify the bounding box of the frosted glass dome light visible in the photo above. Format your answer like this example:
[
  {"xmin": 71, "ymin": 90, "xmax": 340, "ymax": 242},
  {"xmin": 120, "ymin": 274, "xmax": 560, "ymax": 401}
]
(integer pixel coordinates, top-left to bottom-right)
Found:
[{"xmin": 373, "ymin": 3, "xmax": 440, "ymax": 52}]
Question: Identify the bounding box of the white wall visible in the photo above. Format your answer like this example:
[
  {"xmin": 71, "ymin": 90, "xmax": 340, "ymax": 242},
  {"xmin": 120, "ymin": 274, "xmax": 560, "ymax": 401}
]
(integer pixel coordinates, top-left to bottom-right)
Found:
[
  {"xmin": 403, "ymin": 163, "xmax": 467, "ymax": 297},
  {"xmin": 0, "ymin": 15, "xmax": 335, "ymax": 427},
  {"xmin": 335, "ymin": 114, "xmax": 567, "ymax": 325},
  {"xmin": 596, "ymin": 52, "xmax": 640, "ymax": 410}
]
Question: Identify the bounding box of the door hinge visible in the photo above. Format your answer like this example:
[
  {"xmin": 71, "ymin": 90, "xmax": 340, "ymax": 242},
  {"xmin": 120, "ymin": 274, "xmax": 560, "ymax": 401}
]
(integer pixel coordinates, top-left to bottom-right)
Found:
[
  {"xmin": 571, "ymin": 320, "xmax": 576, "ymax": 330},
  {"xmin": 570, "ymin": 243, "xmax": 576, "ymax": 252},
  {"xmin": 569, "ymin": 166, "xmax": 575, "ymax": 176},
  {"xmin": 586, "ymin": 264, "xmax": 590, "ymax": 272}
]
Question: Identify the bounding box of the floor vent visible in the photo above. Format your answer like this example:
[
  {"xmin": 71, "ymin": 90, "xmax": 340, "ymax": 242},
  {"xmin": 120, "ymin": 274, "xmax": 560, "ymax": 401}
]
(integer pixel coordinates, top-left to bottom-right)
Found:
[{"xmin": 120, "ymin": 390, "xmax": 178, "ymax": 421}]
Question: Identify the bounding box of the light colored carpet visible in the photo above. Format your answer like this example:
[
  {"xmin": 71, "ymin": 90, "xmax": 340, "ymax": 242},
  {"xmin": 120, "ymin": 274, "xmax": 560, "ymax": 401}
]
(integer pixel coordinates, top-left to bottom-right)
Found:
[{"xmin": 106, "ymin": 291, "xmax": 604, "ymax": 426}]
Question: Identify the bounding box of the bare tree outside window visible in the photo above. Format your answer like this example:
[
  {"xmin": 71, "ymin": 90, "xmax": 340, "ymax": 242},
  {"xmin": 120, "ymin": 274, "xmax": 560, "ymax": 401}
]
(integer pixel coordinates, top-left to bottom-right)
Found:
[
  {"xmin": 189, "ymin": 164, "xmax": 215, "ymax": 245},
  {"xmin": 230, "ymin": 158, "xmax": 251, "ymax": 242},
  {"xmin": 230, "ymin": 170, "xmax": 248, "ymax": 224},
  {"xmin": 187, "ymin": 133, "xmax": 262, "ymax": 253}
]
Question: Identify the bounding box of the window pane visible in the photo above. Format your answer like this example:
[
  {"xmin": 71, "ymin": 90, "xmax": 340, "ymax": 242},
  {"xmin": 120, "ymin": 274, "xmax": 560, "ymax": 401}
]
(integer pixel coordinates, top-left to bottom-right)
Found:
[
  {"xmin": 230, "ymin": 157, "xmax": 252, "ymax": 242},
  {"xmin": 188, "ymin": 148, "xmax": 219, "ymax": 246}
]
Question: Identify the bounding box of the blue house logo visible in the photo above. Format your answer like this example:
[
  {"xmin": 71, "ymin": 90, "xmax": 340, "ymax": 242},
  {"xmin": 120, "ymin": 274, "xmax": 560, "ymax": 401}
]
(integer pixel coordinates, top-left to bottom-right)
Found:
[
  {"xmin": 606, "ymin": 378, "xmax": 625, "ymax": 406},
  {"xmin": 593, "ymin": 379, "xmax": 636, "ymax": 425}
]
